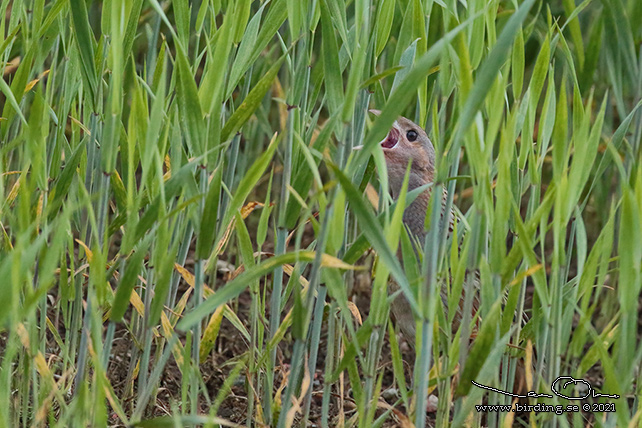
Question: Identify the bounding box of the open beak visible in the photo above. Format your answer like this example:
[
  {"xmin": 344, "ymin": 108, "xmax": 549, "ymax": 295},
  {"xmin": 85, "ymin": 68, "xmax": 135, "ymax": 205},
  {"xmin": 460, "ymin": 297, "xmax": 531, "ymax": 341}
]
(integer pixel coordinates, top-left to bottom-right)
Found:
[{"xmin": 381, "ymin": 123, "xmax": 400, "ymax": 149}]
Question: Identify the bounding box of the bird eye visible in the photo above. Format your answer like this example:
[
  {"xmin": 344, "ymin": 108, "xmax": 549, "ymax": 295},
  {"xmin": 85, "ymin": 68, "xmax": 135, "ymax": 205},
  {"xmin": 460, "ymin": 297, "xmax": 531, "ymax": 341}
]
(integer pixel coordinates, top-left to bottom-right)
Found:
[{"xmin": 406, "ymin": 130, "xmax": 418, "ymax": 142}]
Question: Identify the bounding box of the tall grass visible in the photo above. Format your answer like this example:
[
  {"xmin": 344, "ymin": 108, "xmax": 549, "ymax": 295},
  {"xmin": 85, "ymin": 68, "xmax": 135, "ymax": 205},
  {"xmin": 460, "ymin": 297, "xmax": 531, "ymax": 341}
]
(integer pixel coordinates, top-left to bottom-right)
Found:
[{"xmin": 0, "ymin": 0, "xmax": 641, "ymax": 426}]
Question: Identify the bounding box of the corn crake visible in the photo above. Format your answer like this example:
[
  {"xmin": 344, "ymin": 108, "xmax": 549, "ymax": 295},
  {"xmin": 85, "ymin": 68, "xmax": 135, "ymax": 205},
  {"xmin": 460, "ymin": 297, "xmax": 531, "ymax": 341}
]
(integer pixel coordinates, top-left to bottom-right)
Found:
[{"xmin": 357, "ymin": 110, "xmax": 529, "ymax": 399}]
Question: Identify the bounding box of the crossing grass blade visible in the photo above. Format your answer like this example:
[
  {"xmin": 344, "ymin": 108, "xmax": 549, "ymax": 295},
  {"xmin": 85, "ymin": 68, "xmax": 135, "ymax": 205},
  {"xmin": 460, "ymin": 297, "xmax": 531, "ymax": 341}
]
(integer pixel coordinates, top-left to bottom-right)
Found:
[
  {"xmin": 196, "ymin": 166, "xmax": 223, "ymax": 260},
  {"xmin": 178, "ymin": 251, "xmax": 359, "ymax": 331},
  {"xmin": 221, "ymin": 53, "xmax": 288, "ymax": 142},
  {"xmin": 175, "ymin": 44, "xmax": 205, "ymax": 157},
  {"xmin": 329, "ymin": 163, "xmax": 419, "ymax": 314},
  {"xmin": 68, "ymin": 0, "xmax": 97, "ymax": 106},
  {"xmin": 110, "ymin": 237, "xmax": 152, "ymax": 323}
]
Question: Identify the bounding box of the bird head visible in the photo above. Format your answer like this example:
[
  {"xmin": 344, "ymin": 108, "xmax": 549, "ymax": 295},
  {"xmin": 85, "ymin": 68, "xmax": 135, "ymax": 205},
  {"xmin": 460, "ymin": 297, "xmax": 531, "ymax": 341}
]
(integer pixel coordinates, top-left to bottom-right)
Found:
[{"xmin": 372, "ymin": 111, "xmax": 436, "ymax": 197}]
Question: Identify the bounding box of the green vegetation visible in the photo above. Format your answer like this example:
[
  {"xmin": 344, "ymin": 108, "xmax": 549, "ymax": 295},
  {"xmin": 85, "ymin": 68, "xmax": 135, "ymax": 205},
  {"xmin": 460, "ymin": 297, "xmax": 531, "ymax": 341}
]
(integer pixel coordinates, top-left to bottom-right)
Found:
[{"xmin": 0, "ymin": 0, "xmax": 640, "ymax": 426}]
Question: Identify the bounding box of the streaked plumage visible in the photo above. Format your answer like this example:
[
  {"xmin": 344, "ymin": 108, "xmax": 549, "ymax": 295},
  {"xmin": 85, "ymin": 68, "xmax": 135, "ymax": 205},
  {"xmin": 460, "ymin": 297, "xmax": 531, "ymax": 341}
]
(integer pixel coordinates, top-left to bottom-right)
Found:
[
  {"xmin": 375, "ymin": 112, "xmax": 529, "ymax": 396},
  {"xmin": 375, "ymin": 113, "xmax": 477, "ymax": 342}
]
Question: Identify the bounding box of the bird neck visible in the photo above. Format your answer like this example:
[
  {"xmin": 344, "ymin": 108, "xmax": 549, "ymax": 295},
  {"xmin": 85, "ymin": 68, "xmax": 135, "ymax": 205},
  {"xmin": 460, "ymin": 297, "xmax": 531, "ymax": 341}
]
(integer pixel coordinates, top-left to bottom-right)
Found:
[
  {"xmin": 398, "ymin": 184, "xmax": 450, "ymax": 243},
  {"xmin": 401, "ymin": 186, "xmax": 430, "ymax": 241}
]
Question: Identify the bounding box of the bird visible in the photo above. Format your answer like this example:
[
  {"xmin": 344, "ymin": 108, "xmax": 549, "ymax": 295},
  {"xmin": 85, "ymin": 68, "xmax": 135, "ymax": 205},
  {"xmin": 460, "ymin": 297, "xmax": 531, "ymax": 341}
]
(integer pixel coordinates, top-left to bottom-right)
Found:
[
  {"xmin": 373, "ymin": 112, "xmax": 470, "ymax": 341},
  {"xmin": 370, "ymin": 111, "xmax": 529, "ymax": 396}
]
